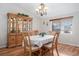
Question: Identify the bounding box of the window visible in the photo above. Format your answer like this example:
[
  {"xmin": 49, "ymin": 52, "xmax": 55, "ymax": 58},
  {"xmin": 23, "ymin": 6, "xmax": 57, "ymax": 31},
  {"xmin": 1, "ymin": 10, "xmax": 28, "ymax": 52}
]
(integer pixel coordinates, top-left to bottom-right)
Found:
[
  {"xmin": 52, "ymin": 21, "xmax": 61, "ymax": 32},
  {"xmin": 62, "ymin": 19, "xmax": 72, "ymax": 33},
  {"xmin": 52, "ymin": 16, "xmax": 73, "ymax": 34}
]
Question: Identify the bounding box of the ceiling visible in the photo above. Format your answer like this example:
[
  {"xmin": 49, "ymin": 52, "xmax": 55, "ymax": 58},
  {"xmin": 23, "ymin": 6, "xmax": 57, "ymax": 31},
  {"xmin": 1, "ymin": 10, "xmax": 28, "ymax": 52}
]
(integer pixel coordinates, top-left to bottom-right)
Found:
[{"xmin": 0, "ymin": 3, "xmax": 79, "ymax": 19}]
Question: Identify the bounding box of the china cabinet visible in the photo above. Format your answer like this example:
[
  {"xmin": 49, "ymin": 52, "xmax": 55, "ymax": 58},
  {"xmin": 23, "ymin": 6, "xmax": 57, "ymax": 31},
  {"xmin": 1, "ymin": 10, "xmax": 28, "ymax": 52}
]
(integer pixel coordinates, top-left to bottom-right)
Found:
[{"xmin": 7, "ymin": 13, "xmax": 32, "ymax": 47}]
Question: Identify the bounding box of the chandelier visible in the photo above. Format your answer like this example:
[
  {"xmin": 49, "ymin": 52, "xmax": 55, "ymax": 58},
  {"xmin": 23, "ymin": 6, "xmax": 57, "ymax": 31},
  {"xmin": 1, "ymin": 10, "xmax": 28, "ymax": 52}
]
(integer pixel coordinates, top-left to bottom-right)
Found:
[{"xmin": 36, "ymin": 3, "xmax": 48, "ymax": 16}]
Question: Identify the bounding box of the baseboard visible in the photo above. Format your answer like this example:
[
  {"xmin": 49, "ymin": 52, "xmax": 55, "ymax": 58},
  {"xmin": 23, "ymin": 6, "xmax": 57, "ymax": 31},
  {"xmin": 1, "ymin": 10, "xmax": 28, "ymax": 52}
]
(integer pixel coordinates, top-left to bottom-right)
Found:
[
  {"xmin": 0, "ymin": 44, "xmax": 7, "ymax": 48},
  {"xmin": 59, "ymin": 42, "xmax": 79, "ymax": 47}
]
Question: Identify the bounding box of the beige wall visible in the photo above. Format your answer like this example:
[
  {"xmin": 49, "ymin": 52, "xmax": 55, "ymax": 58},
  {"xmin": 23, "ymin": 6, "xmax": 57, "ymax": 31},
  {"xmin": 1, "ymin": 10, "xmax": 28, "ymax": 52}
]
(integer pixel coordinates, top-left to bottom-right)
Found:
[
  {"xmin": 0, "ymin": 4, "xmax": 40, "ymax": 48},
  {"xmin": 0, "ymin": 4, "xmax": 79, "ymax": 48},
  {"xmin": 39, "ymin": 12, "xmax": 79, "ymax": 47}
]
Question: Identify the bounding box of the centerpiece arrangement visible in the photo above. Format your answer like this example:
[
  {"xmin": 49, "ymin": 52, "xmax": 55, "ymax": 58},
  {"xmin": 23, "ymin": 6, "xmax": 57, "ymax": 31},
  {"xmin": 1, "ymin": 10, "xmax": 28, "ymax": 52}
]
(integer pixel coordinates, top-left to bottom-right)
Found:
[
  {"xmin": 39, "ymin": 32, "xmax": 46, "ymax": 37},
  {"xmin": 18, "ymin": 13, "xmax": 29, "ymax": 17}
]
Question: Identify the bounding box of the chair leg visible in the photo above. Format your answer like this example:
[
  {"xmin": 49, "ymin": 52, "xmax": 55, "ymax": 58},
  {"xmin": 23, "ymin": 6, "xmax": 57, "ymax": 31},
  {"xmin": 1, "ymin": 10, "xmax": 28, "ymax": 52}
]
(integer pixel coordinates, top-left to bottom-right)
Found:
[
  {"xmin": 39, "ymin": 49, "xmax": 42, "ymax": 56},
  {"xmin": 24, "ymin": 48, "xmax": 26, "ymax": 56},
  {"xmin": 55, "ymin": 47, "xmax": 59, "ymax": 56},
  {"xmin": 29, "ymin": 51, "xmax": 32, "ymax": 56},
  {"xmin": 49, "ymin": 50, "xmax": 51, "ymax": 56},
  {"xmin": 24, "ymin": 51, "xmax": 25, "ymax": 55},
  {"xmin": 51, "ymin": 48, "xmax": 54, "ymax": 56}
]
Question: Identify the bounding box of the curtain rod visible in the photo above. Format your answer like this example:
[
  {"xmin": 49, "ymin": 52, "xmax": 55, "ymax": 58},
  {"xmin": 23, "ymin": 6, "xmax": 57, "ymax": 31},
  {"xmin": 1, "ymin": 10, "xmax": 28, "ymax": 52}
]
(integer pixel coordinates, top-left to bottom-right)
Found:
[{"xmin": 50, "ymin": 16, "xmax": 73, "ymax": 21}]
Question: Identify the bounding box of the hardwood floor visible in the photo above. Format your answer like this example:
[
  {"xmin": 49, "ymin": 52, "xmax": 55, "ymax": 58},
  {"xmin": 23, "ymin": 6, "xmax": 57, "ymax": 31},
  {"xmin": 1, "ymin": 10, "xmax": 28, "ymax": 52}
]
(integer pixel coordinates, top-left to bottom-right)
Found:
[{"xmin": 0, "ymin": 43, "xmax": 79, "ymax": 56}]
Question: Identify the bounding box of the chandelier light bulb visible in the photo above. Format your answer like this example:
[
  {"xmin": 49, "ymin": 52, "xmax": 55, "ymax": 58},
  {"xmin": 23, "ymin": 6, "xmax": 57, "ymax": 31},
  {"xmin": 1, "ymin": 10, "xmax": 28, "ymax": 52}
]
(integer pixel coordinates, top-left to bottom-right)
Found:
[{"xmin": 36, "ymin": 3, "xmax": 48, "ymax": 16}]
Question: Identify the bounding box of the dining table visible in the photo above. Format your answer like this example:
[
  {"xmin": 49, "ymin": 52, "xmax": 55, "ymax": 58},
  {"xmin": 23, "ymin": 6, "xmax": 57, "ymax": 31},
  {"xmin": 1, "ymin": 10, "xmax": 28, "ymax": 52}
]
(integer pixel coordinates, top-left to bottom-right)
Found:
[{"xmin": 22, "ymin": 35, "xmax": 54, "ymax": 47}]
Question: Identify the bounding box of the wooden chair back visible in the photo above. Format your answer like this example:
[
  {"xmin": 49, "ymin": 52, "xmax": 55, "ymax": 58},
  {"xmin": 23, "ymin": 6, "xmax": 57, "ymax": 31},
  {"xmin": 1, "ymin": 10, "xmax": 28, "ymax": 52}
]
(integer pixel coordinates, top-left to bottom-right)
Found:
[
  {"xmin": 27, "ymin": 30, "xmax": 39, "ymax": 36},
  {"xmin": 33, "ymin": 30, "xmax": 39, "ymax": 35},
  {"xmin": 52, "ymin": 32, "xmax": 60, "ymax": 46},
  {"xmin": 22, "ymin": 32, "xmax": 32, "ymax": 55},
  {"xmin": 51, "ymin": 32, "xmax": 60, "ymax": 56},
  {"xmin": 48, "ymin": 31, "xmax": 56, "ymax": 35}
]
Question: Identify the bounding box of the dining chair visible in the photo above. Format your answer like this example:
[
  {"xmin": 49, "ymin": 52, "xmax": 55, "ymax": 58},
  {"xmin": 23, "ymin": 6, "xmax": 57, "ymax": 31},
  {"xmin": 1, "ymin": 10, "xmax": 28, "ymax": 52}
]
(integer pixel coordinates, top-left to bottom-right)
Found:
[
  {"xmin": 22, "ymin": 32, "xmax": 42, "ymax": 56},
  {"xmin": 43, "ymin": 32, "xmax": 60, "ymax": 56},
  {"xmin": 33, "ymin": 30, "xmax": 39, "ymax": 35},
  {"xmin": 28, "ymin": 30, "xmax": 39, "ymax": 36},
  {"xmin": 48, "ymin": 31, "xmax": 56, "ymax": 35}
]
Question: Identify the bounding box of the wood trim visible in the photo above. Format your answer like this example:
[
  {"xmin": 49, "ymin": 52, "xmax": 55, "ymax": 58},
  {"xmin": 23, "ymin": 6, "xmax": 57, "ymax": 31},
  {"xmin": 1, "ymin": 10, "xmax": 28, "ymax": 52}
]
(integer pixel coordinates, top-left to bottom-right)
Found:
[
  {"xmin": 50, "ymin": 16, "xmax": 73, "ymax": 21},
  {"xmin": 7, "ymin": 13, "xmax": 32, "ymax": 21}
]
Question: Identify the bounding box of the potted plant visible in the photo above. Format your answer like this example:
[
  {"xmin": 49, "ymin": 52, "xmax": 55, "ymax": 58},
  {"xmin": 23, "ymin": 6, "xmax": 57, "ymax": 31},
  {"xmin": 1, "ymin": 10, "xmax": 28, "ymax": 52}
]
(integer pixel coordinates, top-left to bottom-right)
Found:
[{"xmin": 39, "ymin": 32, "xmax": 46, "ymax": 37}]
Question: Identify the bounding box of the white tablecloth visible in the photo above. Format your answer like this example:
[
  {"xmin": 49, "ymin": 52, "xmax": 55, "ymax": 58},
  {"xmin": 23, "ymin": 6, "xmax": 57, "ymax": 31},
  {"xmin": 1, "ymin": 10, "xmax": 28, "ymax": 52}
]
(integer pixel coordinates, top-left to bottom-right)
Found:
[{"xmin": 23, "ymin": 35, "xmax": 54, "ymax": 47}]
